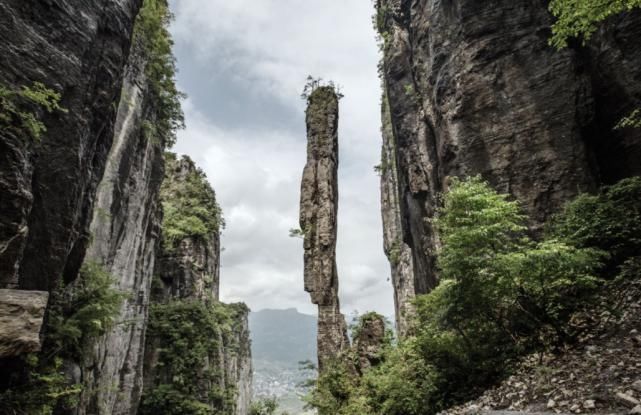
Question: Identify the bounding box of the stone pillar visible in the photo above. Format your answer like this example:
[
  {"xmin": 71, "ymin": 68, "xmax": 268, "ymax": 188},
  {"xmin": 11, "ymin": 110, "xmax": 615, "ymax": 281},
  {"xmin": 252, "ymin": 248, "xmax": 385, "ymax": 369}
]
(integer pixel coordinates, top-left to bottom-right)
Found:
[{"xmin": 299, "ymin": 86, "xmax": 349, "ymax": 371}]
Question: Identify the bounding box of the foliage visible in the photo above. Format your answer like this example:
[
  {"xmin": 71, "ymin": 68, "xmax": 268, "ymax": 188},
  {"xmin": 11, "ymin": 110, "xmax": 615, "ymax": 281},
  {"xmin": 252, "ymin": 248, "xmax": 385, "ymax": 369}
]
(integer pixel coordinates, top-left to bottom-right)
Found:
[
  {"xmin": 139, "ymin": 300, "xmax": 244, "ymax": 414},
  {"xmin": 161, "ymin": 153, "xmax": 224, "ymax": 249},
  {"xmin": 307, "ymin": 176, "xmax": 623, "ymax": 414},
  {"xmin": 615, "ymin": 108, "xmax": 641, "ymax": 129},
  {"xmin": 300, "ymin": 76, "xmax": 344, "ymax": 102},
  {"xmin": 0, "ymin": 82, "xmax": 66, "ymax": 141},
  {"xmin": 0, "ymin": 356, "xmax": 81, "ymax": 415},
  {"xmin": 47, "ymin": 262, "xmax": 126, "ymax": 359},
  {"xmin": 550, "ymin": 176, "xmax": 641, "ymax": 266},
  {"xmin": 0, "ymin": 262, "xmax": 123, "ymax": 413},
  {"xmin": 549, "ymin": 0, "xmax": 641, "ymax": 48},
  {"xmin": 249, "ymin": 397, "xmax": 279, "ymax": 415},
  {"xmin": 134, "ymin": 0, "xmax": 185, "ymax": 147},
  {"xmin": 288, "ymin": 228, "xmax": 305, "ymax": 239}
]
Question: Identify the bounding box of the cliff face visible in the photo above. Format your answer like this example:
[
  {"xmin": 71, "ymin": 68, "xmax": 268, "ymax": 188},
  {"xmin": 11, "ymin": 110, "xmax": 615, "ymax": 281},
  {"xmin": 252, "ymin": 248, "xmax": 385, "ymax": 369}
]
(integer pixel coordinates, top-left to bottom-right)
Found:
[
  {"xmin": 141, "ymin": 154, "xmax": 251, "ymax": 415},
  {"xmin": 377, "ymin": 0, "xmax": 641, "ymax": 333},
  {"xmin": 0, "ymin": 0, "xmax": 142, "ymax": 290},
  {"xmin": 300, "ymin": 86, "xmax": 349, "ymax": 371},
  {"xmin": 74, "ymin": 29, "xmax": 165, "ymax": 415}
]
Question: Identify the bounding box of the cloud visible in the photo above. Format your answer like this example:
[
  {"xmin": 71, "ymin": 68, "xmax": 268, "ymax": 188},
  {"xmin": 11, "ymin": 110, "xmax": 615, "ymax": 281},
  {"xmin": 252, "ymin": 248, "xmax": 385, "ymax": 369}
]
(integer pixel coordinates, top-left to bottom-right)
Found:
[{"xmin": 169, "ymin": 0, "xmax": 394, "ymax": 317}]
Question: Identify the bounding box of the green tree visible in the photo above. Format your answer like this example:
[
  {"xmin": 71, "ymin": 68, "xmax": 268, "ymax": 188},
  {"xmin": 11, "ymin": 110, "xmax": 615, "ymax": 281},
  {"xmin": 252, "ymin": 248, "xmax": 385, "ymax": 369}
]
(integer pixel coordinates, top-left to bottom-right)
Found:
[{"xmin": 549, "ymin": 0, "xmax": 641, "ymax": 48}]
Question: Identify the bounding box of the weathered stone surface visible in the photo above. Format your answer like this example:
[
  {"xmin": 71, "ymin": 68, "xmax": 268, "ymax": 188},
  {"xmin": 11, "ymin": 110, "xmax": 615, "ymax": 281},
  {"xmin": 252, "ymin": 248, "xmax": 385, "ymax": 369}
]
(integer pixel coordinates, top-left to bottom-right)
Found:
[
  {"xmin": 156, "ymin": 155, "xmax": 220, "ymax": 302},
  {"xmin": 377, "ymin": 0, "xmax": 641, "ymax": 327},
  {"xmin": 353, "ymin": 314, "xmax": 387, "ymax": 373},
  {"xmin": 74, "ymin": 31, "xmax": 165, "ymax": 415},
  {"xmin": 300, "ymin": 86, "xmax": 349, "ymax": 371},
  {"xmin": 0, "ymin": 289, "xmax": 48, "ymax": 357},
  {"xmin": 0, "ymin": 0, "xmax": 142, "ymax": 291},
  {"xmin": 380, "ymin": 92, "xmax": 416, "ymax": 337}
]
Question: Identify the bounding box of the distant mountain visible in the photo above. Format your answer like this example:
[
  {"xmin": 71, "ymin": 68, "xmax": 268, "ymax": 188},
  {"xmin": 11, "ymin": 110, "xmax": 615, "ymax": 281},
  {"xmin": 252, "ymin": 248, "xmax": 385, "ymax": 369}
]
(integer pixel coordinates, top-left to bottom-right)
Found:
[{"xmin": 249, "ymin": 308, "xmax": 317, "ymax": 366}]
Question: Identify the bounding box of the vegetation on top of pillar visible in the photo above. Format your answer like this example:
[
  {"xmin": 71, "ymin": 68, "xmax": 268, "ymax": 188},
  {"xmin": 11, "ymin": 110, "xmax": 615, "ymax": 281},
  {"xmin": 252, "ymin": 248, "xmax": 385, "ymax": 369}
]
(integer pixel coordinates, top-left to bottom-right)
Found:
[
  {"xmin": 0, "ymin": 82, "xmax": 66, "ymax": 141},
  {"xmin": 300, "ymin": 76, "xmax": 344, "ymax": 103},
  {"xmin": 133, "ymin": 0, "xmax": 185, "ymax": 147},
  {"xmin": 161, "ymin": 152, "xmax": 224, "ymax": 250},
  {"xmin": 305, "ymin": 176, "xmax": 641, "ymax": 414}
]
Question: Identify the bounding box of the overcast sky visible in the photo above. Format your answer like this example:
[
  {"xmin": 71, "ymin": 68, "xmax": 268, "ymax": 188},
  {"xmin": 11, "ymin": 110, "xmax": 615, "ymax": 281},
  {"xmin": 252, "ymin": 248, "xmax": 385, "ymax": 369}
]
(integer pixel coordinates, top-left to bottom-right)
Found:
[{"xmin": 168, "ymin": 0, "xmax": 394, "ymax": 317}]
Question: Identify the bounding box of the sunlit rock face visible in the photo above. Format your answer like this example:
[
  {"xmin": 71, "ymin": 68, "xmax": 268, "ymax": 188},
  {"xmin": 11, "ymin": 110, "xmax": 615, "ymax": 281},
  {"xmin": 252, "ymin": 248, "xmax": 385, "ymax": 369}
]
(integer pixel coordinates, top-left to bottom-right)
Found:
[
  {"xmin": 377, "ymin": 0, "xmax": 641, "ymax": 335},
  {"xmin": 300, "ymin": 86, "xmax": 349, "ymax": 371},
  {"xmin": 75, "ymin": 30, "xmax": 165, "ymax": 415}
]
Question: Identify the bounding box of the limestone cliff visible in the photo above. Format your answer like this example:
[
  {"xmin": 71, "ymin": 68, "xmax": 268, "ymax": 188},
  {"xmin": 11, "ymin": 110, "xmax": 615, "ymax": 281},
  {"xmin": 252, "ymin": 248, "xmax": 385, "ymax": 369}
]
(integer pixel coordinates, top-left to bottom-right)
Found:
[
  {"xmin": 73, "ymin": 24, "xmax": 165, "ymax": 414},
  {"xmin": 376, "ymin": 0, "xmax": 641, "ymax": 334},
  {"xmin": 0, "ymin": 0, "xmax": 142, "ymax": 290},
  {"xmin": 140, "ymin": 153, "xmax": 251, "ymax": 415},
  {"xmin": 300, "ymin": 86, "xmax": 350, "ymax": 371}
]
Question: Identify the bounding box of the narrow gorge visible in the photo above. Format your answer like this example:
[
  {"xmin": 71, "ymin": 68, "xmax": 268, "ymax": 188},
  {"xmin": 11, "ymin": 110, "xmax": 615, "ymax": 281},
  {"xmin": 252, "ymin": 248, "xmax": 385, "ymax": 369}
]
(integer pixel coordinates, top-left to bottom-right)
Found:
[{"xmin": 0, "ymin": 1, "xmax": 640, "ymax": 415}]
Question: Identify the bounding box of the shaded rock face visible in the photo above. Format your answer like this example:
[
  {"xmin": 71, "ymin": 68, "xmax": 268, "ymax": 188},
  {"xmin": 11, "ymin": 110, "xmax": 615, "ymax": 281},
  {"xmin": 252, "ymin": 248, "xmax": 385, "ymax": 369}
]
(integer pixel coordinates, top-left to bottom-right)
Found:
[
  {"xmin": 0, "ymin": 289, "xmax": 48, "ymax": 358},
  {"xmin": 300, "ymin": 86, "xmax": 349, "ymax": 371},
  {"xmin": 75, "ymin": 31, "xmax": 165, "ymax": 415},
  {"xmin": 377, "ymin": 0, "xmax": 641, "ymax": 333},
  {"xmin": 142, "ymin": 155, "xmax": 251, "ymax": 415},
  {"xmin": 0, "ymin": 0, "xmax": 142, "ymax": 290}
]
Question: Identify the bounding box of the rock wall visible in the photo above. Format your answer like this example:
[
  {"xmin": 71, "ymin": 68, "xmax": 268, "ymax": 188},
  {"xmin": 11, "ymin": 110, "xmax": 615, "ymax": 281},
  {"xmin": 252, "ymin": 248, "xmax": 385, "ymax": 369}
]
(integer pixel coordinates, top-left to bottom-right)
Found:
[
  {"xmin": 74, "ymin": 29, "xmax": 165, "ymax": 415},
  {"xmin": 141, "ymin": 154, "xmax": 251, "ymax": 415},
  {"xmin": 376, "ymin": 0, "xmax": 641, "ymax": 334},
  {"xmin": 0, "ymin": 0, "xmax": 142, "ymax": 290},
  {"xmin": 299, "ymin": 86, "xmax": 349, "ymax": 371}
]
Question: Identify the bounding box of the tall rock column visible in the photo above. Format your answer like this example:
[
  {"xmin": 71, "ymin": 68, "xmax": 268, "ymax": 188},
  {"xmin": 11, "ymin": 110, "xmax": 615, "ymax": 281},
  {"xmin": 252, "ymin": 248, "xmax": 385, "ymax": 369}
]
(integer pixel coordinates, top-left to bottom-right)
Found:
[{"xmin": 300, "ymin": 86, "xmax": 349, "ymax": 371}]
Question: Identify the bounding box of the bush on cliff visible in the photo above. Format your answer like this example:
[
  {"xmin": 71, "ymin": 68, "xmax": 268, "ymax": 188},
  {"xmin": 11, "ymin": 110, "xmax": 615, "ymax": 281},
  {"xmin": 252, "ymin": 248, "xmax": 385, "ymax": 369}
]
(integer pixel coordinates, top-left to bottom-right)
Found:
[{"xmin": 307, "ymin": 176, "xmax": 640, "ymax": 415}]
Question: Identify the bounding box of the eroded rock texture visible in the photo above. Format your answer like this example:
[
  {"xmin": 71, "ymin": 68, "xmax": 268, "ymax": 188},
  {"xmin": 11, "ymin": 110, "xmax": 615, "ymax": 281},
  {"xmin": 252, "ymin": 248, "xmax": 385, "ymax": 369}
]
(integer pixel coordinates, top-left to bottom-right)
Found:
[
  {"xmin": 0, "ymin": 289, "xmax": 48, "ymax": 357},
  {"xmin": 377, "ymin": 0, "xmax": 641, "ymax": 334},
  {"xmin": 352, "ymin": 314, "xmax": 387, "ymax": 374},
  {"xmin": 300, "ymin": 87, "xmax": 349, "ymax": 371},
  {"xmin": 142, "ymin": 154, "xmax": 251, "ymax": 415},
  {"xmin": 0, "ymin": 0, "xmax": 142, "ymax": 290},
  {"xmin": 74, "ymin": 30, "xmax": 165, "ymax": 415}
]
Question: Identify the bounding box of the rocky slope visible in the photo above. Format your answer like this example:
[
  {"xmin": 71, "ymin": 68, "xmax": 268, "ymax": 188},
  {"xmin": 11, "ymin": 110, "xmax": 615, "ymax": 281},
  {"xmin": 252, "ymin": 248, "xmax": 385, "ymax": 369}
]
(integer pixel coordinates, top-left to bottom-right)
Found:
[
  {"xmin": 141, "ymin": 154, "xmax": 251, "ymax": 415},
  {"xmin": 376, "ymin": 0, "xmax": 641, "ymax": 335},
  {"xmin": 299, "ymin": 86, "xmax": 349, "ymax": 372}
]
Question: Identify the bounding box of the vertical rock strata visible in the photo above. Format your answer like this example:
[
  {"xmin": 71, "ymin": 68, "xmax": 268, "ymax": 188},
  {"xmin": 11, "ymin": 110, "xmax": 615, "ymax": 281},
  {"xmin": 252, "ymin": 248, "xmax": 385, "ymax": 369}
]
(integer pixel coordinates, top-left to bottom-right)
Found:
[
  {"xmin": 376, "ymin": 0, "xmax": 641, "ymax": 334},
  {"xmin": 141, "ymin": 154, "xmax": 251, "ymax": 415},
  {"xmin": 0, "ymin": 0, "xmax": 143, "ymax": 290},
  {"xmin": 75, "ymin": 30, "xmax": 165, "ymax": 415},
  {"xmin": 300, "ymin": 87, "xmax": 349, "ymax": 371}
]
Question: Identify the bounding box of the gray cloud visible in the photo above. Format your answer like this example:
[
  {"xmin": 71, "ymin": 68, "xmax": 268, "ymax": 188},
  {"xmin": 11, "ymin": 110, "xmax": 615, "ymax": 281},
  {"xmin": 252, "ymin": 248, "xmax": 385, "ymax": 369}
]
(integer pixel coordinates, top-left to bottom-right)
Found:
[{"xmin": 169, "ymin": 0, "xmax": 394, "ymax": 317}]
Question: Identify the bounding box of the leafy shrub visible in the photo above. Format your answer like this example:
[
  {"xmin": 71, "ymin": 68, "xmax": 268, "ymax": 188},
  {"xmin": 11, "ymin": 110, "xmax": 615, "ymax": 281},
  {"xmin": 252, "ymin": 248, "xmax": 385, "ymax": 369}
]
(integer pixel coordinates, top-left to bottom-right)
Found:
[
  {"xmin": 548, "ymin": 0, "xmax": 641, "ymax": 48},
  {"xmin": 550, "ymin": 176, "xmax": 641, "ymax": 266},
  {"xmin": 47, "ymin": 262, "xmax": 126, "ymax": 359},
  {"xmin": 161, "ymin": 153, "xmax": 224, "ymax": 249},
  {"xmin": 140, "ymin": 300, "xmax": 242, "ymax": 414},
  {"xmin": 249, "ymin": 397, "xmax": 279, "ymax": 415},
  {"xmin": 0, "ymin": 355, "xmax": 81, "ymax": 415},
  {"xmin": 133, "ymin": 0, "xmax": 185, "ymax": 147},
  {"xmin": 0, "ymin": 82, "xmax": 66, "ymax": 141},
  {"xmin": 0, "ymin": 262, "xmax": 123, "ymax": 414},
  {"xmin": 307, "ymin": 176, "xmax": 617, "ymax": 414}
]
